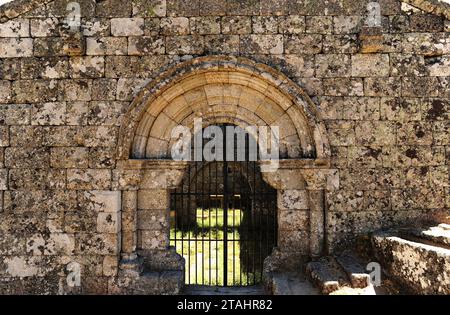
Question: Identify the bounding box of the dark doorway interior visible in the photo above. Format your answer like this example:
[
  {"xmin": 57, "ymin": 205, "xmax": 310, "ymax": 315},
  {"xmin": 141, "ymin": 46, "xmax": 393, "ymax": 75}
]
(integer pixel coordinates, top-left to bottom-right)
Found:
[{"xmin": 169, "ymin": 125, "xmax": 277, "ymax": 287}]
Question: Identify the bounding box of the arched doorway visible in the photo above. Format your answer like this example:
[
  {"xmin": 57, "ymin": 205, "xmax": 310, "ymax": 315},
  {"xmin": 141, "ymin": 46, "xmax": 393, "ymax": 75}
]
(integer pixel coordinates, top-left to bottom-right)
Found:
[
  {"xmin": 169, "ymin": 125, "xmax": 277, "ymax": 287},
  {"xmin": 115, "ymin": 56, "xmax": 334, "ymax": 294}
]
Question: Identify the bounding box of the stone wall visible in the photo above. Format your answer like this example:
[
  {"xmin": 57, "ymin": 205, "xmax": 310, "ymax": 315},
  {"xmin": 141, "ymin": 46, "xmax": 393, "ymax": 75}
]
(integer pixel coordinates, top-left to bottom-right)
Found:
[{"xmin": 0, "ymin": 0, "xmax": 449, "ymax": 294}]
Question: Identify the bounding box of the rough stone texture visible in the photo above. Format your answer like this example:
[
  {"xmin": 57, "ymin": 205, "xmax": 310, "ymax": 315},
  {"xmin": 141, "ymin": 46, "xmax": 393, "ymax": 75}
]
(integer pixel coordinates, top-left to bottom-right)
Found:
[
  {"xmin": 373, "ymin": 230, "xmax": 450, "ymax": 294},
  {"xmin": 0, "ymin": 0, "xmax": 448, "ymax": 295}
]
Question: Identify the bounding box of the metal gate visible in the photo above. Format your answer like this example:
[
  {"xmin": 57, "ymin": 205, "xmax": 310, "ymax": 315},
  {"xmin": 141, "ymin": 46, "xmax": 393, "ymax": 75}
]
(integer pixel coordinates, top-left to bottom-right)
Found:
[{"xmin": 169, "ymin": 125, "xmax": 277, "ymax": 287}]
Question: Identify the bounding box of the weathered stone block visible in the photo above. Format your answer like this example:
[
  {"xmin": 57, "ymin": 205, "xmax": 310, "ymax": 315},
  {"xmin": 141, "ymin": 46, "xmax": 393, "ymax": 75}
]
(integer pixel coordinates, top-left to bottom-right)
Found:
[
  {"xmin": 167, "ymin": 0, "xmax": 199, "ymax": 17},
  {"xmin": 0, "ymin": 59, "xmax": 21, "ymax": 80},
  {"xmin": 67, "ymin": 169, "xmax": 111, "ymax": 190},
  {"xmin": 306, "ymin": 16, "xmax": 333, "ymax": 34},
  {"xmin": 4, "ymin": 190, "xmax": 77, "ymax": 213},
  {"xmin": 279, "ymin": 210, "xmax": 308, "ymax": 230},
  {"xmin": 69, "ymin": 56, "xmax": 105, "ymax": 78},
  {"xmin": 82, "ymin": 18, "xmax": 111, "ymax": 36},
  {"xmin": 5, "ymin": 147, "xmax": 50, "ymax": 169},
  {"xmin": 278, "ymin": 190, "xmax": 309, "ymax": 210},
  {"xmin": 252, "ymin": 16, "xmax": 279, "ymax": 34},
  {"xmin": 128, "ymin": 36, "xmax": 165, "ymax": 55},
  {"xmin": 323, "ymin": 34, "xmax": 359, "ymax": 54},
  {"xmin": 97, "ymin": 212, "xmax": 120, "ymax": 233},
  {"xmin": 204, "ymin": 35, "xmax": 239, "ymax": 54},
  {"xmin": 111, "ymin": 18, "xmax": 145, "ymax": 36},
  {"xmin": 9, "ymin": 169, "xmax": 66, "ymax": 190},
  {"xmin": 30, "ymin": 18, "xmax": 60, "ymax": 37},
  {"xmin": 410, "ymin": 13, "xmax": 444, "ymax": 33},
  {"xmin": 278, "ymin": 229, "xmax": 309, "ymax": 253},
  {"xmin": 160, "ymin": 17, "xmax": 189, "ymax": 35},
  {"xmin": 355, "ymin": 121, "xmax": 396, "ymax": 145},
  {"xmin": 316, "ymin": 54, "xmax": 351, "ymax": 78},
  {"xmin": 402, "ymin": 77, "xmax": 440, "ymax": 97},
  {"xmin": 33, "ymin": 38, "xmax": 66, "ymax": 57},
  {"xmin": 198, "ymin": 0, "xmax": 226, "ymax": 16},
  {"xmin": 13, "ymin": 79, "xmax": 58, "ymax": 103},
  {"xmin": 21, "ymin": 57, "xmax": 69, "ymax": 79},
  {"xmin": 83, "ymin": 126, "xmax": 119, "ymax": 147},
  {"xmin": 76, "ymin": 233, "xmax": 119, "ymax": 255},
  {"xmin": 59, "ymin": 79, "xmax": 92, "ymax": 101},
  {"xmin": 139, "ymin": 230, "xmax": 168, "ymax": 250},
  {"xmin": 0, "ymin": 38, "xmax": 33, "ymax": 58},
  {"xmin": 433, "ymin": 121, "xmax": 450, "ymax": 145},
  {"xmin": 31, "ymin": 102, "xmax": 66, "ymax": 125},
  {"xmin": 351, "ymin": 54, "xmax": 390, "ymax": 77},
  {"xmin": 66, "ymin": 102, "xmax": 89, "ymax": 125},
  {"xmin": 96, "ymin": 0, "xmax": 132, "ymax": 17},
  {"xmin": 0, "ymin": 127, "xmax": 9, "ymax": 147},
  {"xmin": 327, "ymin": 190, "xmax": 364, "ymax": 212},
  {"xmin": 240, "ymin": 35, "xmax": 283, "ymax": 54},
  {"xmin": 88, "ymin": 147, "xmax": 116, "ymax": 169},
  {"xmin": 333, "ymin": 15, "xmax": 363, "ymax": 34},
  {"xmin": 116, "ymin": 78, "xmax": 149, "ymax": 101},
  {"xmin": 0, "ymin": 18, "xmax": 29, "ymax": 37},
  {"xmin": 78, "ymin": 190, "xmax": 121, "ymax": 213},
  {"xmin": 103, "ymin": 255, "xmax": 118, "ymax": 277},
  {"xmin": 323, "ymin": 78, "xmax": 363, "ymax": 96},
  {"xmin": 86, "ymin": 37, "xmax": 128, "ymax": 56},
  {"xmin": 221, "ymin": 16, "xmax": 251, "ymax": 34},
  {"xmin": 50, "ymin": 147, "xmax": 89, "ymax": 168},
  {"xmin": 390, "ymin": 54, "xmax": 427, "ymax": 77},
  {"xmin": 191, "ymin": 16, "xmax": 221, "ymax": 35},
  {"xmin": 284, "ymin": 34, "xmax": 322, "ymax": 54},
  {"xmin": 364, "ymin": 77, "xmax": 402, "ymax": 96},
  {"xmin": 279, "ymin": 15, "xmax": 305, "ymax": 34},
  {"xmin": 426, "ymin": 55, "xmax": 450, "ymax": 77},
  {"xmin": 138, "ymin": 190, "xmax": 169, "ymax": 210},
  {"xmin": 87, "ymin": 101, "xmax": 128, "ymax": 126},
  {"xmin": 380, "ymin": 97, "xmax": 422, "ymax": 122},
  {"xmin": 226, "ymin": 0, "xmax": 260, "ymax": 16},
  {"xmin": 137, "ymin": 209, "xmax": 168, "ymax": 230},
  {"xmin": 348, "ymin": 146, "xmax": 383, "ymax": 168},
  {"xmin": 91, "ymin": 78, "xmax": 117, "ymax": 100},
  {"xmin": 397, "ymin": 122, "xmax": 433, "ymax": 145},
  {"xmin": 133, "ymin": 0, "xmax": 167, "ymax": 17},
  {"xmin": 26, "ymin": 233, "xmax": 75, "ymax": 256},
  {"xmin": 0, "ymin": 104, "xmax": 31, "ymax": 125},
  {"xmin": 0, "ymin": 80, "xmax": 11, "ymax": 104}
]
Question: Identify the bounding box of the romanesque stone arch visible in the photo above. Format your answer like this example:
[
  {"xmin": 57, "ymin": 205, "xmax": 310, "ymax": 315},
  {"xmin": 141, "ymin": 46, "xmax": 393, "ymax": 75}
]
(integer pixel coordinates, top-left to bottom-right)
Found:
[
  {"xmin": 115, "ymin": 56, "xmax": 335, "ymax": 292},
  {"xmin": 116, "ymin": 56, "xmax": 330, "ymax": 162}
]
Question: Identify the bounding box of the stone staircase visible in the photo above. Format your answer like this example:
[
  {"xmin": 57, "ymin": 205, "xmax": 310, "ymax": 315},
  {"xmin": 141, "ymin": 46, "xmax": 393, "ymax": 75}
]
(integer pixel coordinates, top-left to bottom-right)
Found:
[
  {"xmin": 305, "ymin": 252, "xmax": 376, "ymax": 295},
  {"xmin": 372, "ymin": 224, "xmax": 450, "ymax": 295}
]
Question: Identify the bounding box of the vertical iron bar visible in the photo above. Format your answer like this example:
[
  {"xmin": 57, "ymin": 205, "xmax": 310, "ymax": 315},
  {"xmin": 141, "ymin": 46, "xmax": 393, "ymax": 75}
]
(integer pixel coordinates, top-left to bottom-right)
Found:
[
  {"xmin": 223, "ymin": 126, "xmax": 228, "ymax": 287},
  {"xmin": 208, "ymin": 161, "xmax": 212, "ymax": 286},
  {"xmin": 202, "ymin": 162, "xmax": 205, "ymax": 285},
  {"xmin": 252, "ymin": 160, "xmax": 256, "ymax": 285},
  {"xmin": 188, "ymin": 163, "xmax": 192, "ymax": 285},
  {"xmin": 215, "ymin": 159, "xmax": 219, "ymax": 286}
]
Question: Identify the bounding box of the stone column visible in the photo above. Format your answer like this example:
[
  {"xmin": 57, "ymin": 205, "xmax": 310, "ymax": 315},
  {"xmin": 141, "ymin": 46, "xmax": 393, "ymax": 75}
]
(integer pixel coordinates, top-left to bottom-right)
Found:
[
  {"xmin": 308, "ymin": 189, "xmax": 325, "ymax": 258},
  {"xmin": 277, "ymin": 189, "xmax": 310, "ymax": 256},
  {"xmin": 137, "ymin": 189, "xmax": 170, "ymax": 251},
  {"xmin": 121, "ymin": 190, "xmax": 138, "ymax": 258}
]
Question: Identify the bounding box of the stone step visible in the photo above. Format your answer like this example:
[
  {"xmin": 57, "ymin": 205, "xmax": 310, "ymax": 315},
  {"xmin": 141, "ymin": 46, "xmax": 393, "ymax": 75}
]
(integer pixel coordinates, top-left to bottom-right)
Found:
[
  {"xmin": 335, "ymin": 252, "xmax": 371, "ymax": 289},
  {"xmin": 132, "ymin": 270, "xmax": 184, "ymax": 295},
  {"xmin": 405, "ymin": 226, "xmax": 450, "ymax": 249},
  {"xmin": 271, "ymin": 272, "xmax": 319, "ymax": 295},
  {"xmin": 372, "ymin": 231, "xmax": 450, "ymax": 294},
  {"xmin": 305, "ymin": 257, "xmax": 350, "ymax": 294}
]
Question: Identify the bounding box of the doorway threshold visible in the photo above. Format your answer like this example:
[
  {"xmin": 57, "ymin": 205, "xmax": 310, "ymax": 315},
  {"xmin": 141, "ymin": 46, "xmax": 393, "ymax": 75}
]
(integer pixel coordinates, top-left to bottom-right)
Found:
[{"xmin": 183, "ymin": 285, "xmax": 266, "ymax": 295}]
